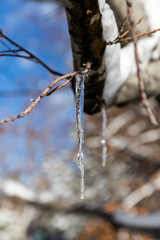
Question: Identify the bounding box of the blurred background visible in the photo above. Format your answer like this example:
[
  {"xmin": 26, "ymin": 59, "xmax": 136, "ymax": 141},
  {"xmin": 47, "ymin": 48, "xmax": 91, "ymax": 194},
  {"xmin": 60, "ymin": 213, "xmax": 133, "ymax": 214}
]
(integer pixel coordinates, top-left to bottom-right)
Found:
[{"xmin": 0, "ymin": 0, "xmax": 160, "ymax": 239}]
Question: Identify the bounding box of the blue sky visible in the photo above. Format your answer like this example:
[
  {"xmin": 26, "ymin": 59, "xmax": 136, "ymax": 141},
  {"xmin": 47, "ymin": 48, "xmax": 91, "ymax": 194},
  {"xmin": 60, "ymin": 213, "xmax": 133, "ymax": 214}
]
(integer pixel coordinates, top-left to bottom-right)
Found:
[
  {"xmin": 0, "ymin": 0, "xmax": 71, "ymax": 88},
  {"xmin": 0, "ymin": 0, "xmax": 77, "ymax": 185}
]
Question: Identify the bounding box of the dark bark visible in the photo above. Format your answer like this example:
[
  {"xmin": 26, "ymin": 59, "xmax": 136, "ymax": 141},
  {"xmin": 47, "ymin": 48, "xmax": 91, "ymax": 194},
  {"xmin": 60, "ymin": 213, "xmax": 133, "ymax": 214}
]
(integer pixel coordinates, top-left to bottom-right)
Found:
[
  {"xmin": 70, "ymin": 207, "xmax": 160, "ymax": 236},
  {"xmin": 64, "ymin": 0, "xmax": 106, "ymax": 114}
]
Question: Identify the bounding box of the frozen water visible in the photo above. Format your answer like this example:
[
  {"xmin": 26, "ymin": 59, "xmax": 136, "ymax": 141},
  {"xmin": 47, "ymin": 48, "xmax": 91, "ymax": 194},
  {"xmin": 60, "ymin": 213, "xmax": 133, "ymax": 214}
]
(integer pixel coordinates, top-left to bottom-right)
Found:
[
  {"xmin": 101, "ymin": 105, "xmax": 107, "ymax": 167},
  {"xmin": 75, "ymin": 73, "xmax": 85, "ymax": 199}
]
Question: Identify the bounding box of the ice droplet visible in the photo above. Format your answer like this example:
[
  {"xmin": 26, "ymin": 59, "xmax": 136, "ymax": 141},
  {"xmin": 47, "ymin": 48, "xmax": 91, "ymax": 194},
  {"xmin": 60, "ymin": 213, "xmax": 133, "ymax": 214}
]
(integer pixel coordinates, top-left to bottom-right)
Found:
[
  {"xmin": 101, "ymin": 105, "xmax": 107, "ymax": 167},
  {"xmin": 75, "ymin": 73, "xmax": 85, "ymax": 199}
]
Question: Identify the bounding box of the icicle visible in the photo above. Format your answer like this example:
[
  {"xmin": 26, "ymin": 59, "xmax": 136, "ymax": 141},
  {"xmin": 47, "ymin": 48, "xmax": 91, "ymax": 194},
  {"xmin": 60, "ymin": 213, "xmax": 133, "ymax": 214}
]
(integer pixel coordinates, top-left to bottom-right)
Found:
[
  {"xmin": 75, "ymin": 73, "xmax": 85, "ymax": 200},
  {"xmin": 101, "ymin": 105, "xmax": 107, "ymax": 167}
]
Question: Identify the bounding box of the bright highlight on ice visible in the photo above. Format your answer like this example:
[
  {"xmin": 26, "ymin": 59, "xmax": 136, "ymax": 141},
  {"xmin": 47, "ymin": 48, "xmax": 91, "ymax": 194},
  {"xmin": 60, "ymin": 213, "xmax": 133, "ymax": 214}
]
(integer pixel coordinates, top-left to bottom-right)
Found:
[
  {"xmin": 101, "ymin": 105, "xmax": 107, "ymax": 167},
  {"xmin": 75, "ymin": 72, "xmax": 108, "ymax": 198},
  {"xmin": 75, "ymin": 73, "xmax": 85, "ymax": 200}
]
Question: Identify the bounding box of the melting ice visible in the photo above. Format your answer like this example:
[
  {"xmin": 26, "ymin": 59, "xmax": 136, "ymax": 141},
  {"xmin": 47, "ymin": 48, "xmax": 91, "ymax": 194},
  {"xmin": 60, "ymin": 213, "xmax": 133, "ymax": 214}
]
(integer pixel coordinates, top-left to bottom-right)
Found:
[
  {"xmin": 75, "ymin": 73, "xmax": 85, "ymax": 200},
  {"xmin": 101, "ymin": 105, "xmax": 107, "ymax": 167}
]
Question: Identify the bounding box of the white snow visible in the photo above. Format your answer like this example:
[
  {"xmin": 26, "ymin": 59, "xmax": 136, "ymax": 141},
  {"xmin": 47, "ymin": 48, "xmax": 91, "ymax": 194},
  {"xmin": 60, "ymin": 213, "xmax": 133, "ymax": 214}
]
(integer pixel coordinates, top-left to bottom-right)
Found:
[
  {"xmin": 138, "ymin": 0, "xmax": 160, "ymax": 29},
  {"xmin": 120, "ymin": 36, "xmax": 160, "ymax": 81},
  {"xmin": 98, "ymin": 0, "xmax": 160, "ymax": 104},
  {"xmin": 98, "ymin": 0, "xmax": 123, "ymax": 105},
  {"xmin": 0, "ymin": 179, "xmax": 36, "ymax": 202}
]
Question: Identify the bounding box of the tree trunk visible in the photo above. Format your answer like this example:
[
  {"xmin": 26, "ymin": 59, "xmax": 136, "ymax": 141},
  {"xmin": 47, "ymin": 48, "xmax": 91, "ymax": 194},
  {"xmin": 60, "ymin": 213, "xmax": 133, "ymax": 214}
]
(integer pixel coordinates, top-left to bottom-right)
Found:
[{"xmin": 64, "ymin": 0, "xmax": 106, "ymax": 114}]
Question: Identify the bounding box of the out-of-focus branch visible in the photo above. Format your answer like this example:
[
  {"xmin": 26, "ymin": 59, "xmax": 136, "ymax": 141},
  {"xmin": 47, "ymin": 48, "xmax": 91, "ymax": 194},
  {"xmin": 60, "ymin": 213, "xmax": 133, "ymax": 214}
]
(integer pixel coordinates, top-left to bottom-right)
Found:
[
  {"xmin": 122, "ymin": 171, "xmax": 160, "ymax": 211},
  {"xmin": 1, "ymin": 178, "xmax": 160, "ymax": 235},
  {"xmin": 0, "ymin": 62, "xmax": 91, "ymax": 125},
  {"xmin": 0, "ymin": 89, "xmax": 40, "ymax": 97},
  {"xmin": 0, "ymin": 29, "xmax": 63, "ymax": 76},
  {"xmin": 116, "ymin": 60, "xmax": 160, "ymax": 105},
  {"xmin": 125, "ymin": 0, "xmax": 158, "ymax": 127}
]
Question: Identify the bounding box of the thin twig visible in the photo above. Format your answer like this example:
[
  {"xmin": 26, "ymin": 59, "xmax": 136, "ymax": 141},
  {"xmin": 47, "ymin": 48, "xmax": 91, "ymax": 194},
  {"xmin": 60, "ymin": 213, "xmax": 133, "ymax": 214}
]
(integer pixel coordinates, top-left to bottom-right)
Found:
[
  {"xmin": 0, "ymin": 74, "xmax": 74, "ymax": 125},
  {"xmin": 46, "ymin": 80, "xmax": 70, "ymax": 96},
  {"xmin": 0, "ymin": 53, "xmax": 34, "ymax": 60},
  {"xmin": 120, "ymin": 28, "xmax": 160, "ymax": 43},
  {"xmin": 0, "ymin": 30, "xmax": 63, "ymax": 76},
  {"xmin": 119, "ymin": 17, "xmax": 143, "ymax": 39},
  {"xmin": 0, "ymin": 49, "xmax": 21, "ymax": 53},
  {"xmin": 118, "ymin": 17, "xmax": 128, "ymax": 37},
  {"xmin": 0, "ymin": 38, "xmax": 11, "ymax": 50},
  {"xmin": 125, "ymin": 0, "xmax": 158, "ymax": 126},
  {"xmin": 107, "ymin": 17, "xmax": 143, "ymax": 45},
  {"xmin": 0, "ymin": 62, "xmax": 91, "ymax": 125},
  {"xmin": 47, "ymin": 62, "xmax": 92, "ymax": 96},
  {"xmin": 106, "ymin": 23, "xmax": 160, "ymax": 45}
]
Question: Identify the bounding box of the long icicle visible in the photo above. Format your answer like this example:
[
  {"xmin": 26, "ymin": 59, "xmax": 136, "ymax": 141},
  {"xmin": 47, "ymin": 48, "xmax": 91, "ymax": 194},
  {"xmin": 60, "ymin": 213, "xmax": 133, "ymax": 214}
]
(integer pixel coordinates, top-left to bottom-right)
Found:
[
  {"xmin": 75, "ymin": 73, "xmax": 85, "ymax": 200},
  {"xmin": 101, "ymin": 104, "xmax": 107, "ymax": 167}
]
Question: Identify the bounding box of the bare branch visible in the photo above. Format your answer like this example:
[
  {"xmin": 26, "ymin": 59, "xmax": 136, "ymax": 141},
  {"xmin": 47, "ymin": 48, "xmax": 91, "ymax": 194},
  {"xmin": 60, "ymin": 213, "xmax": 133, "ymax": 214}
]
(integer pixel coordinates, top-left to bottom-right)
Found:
[
  {"xmin": 46, "ymin": 80, "xmax": 70, "ymax": 96},
  {"xmin": 106, "ymin": 19, "xmax": 160, "ymax": 46},
  {"xmin": 0, "ymin": 30, "xmax": 63, "ymax": 76},
  {"xmin": 0, "ymin": 38, "xmax": 11, "ymax": 50},
  {"xmin": 0, "ymin": 49, "xmax": 21, "ymax": 53},
  {"xmin": 0, "ymin": 62, "xmax": 91, "ymax": 125},
  {"xmin": 125, "ymin": 0, "xmax": 158, "ymax": 127},
  {"xmin": 0, "ymin": 75, "xmax": 72, "ymax": 125},
  {"xmin": 119, "ymin": 27, "xmax": 160, "ymax": 43},
  {"xmin": 119, "ymin": 17, "xmax": 143, "ymax": 40},
  {"xmin": 0, "ymin": 53, "xmax": 35, "ymax": 60}
]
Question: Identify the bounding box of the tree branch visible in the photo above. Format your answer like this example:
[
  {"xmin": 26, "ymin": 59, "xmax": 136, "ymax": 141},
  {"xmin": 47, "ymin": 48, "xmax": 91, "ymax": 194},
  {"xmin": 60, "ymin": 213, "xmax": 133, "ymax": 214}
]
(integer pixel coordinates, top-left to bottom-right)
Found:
[
  {"xmin": 64, "ymin": 0, "xmax": 106, "ymax": 114},
  {"xmin": 0, "ymin": 30, "xmax": 63, "ymax": 76},
  {"xmin": 106, "ymin": 18, "xmax": 160, "ymax": 45},
  {"xmin": 1, "ymin": 178, "xmax": 160, "ymax": 235},
  {"xmin": 0, "ymin": 62, "xmax": 91, "ymax": 125},
  {"xmin": 125, "ymin": 0, "xmax": 158, "ymax": 127}
]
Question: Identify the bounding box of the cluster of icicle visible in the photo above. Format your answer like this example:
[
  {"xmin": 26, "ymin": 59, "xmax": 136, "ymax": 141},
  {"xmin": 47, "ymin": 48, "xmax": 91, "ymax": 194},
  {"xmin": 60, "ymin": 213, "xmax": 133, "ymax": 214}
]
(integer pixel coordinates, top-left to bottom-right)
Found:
[{"xmin": 75, "ymin": 73, "xmax": 107, "ymax": 200}]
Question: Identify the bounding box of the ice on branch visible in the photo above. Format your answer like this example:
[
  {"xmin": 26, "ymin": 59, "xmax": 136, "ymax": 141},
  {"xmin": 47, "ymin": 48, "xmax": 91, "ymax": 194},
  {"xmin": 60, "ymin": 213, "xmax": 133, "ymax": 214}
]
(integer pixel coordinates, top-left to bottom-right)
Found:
[{"xmin": 75, "ymin": 73, "xmax": 85, "ymax": 200}]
